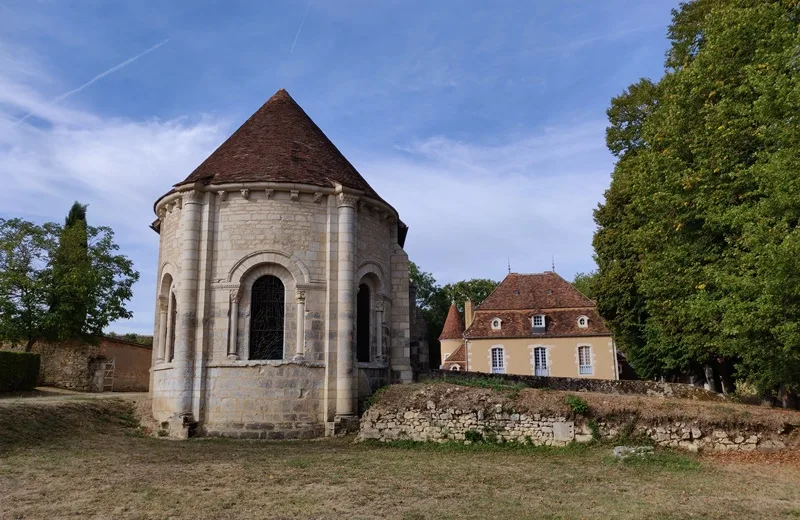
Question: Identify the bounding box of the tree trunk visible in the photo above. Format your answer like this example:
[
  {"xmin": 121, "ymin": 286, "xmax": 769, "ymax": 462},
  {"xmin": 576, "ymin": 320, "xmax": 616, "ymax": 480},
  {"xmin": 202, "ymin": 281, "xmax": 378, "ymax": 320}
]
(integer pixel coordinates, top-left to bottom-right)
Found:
[
  {"xmin": 716, "ymin": 358, "xmax": 736, "ymax": 395},
  {"xmin": 778, "ymin": 386, "xmax": 798, "ymax": 409},
  {"xmin": 703, "ymin": 365, "xmax": 719, "ymax": 393}
]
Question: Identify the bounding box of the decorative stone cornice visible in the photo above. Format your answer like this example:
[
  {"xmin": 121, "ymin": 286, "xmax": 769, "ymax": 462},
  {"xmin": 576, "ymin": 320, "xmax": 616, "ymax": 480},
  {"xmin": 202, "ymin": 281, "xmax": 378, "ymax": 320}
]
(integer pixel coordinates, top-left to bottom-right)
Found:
[{"xmin": 337, "ymin": 193, "xmax": 359, "ymax": 208}]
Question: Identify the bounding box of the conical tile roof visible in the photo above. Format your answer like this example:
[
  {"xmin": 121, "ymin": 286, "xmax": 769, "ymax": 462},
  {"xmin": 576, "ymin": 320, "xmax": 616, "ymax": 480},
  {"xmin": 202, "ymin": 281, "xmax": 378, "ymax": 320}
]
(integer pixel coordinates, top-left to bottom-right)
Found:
[
  {"xmin": 177, "ymin": 89, "xmax": 382, "ymax": 201},
  {"xmin": 439, "ymin": 302, "xmax": 465, "ymax": 340}
]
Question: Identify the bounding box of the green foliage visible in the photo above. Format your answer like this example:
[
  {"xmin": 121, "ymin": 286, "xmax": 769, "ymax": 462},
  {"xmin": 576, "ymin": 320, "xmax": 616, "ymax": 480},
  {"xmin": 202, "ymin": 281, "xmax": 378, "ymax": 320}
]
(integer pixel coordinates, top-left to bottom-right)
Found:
[
  {"xmin": 587, "ymin": 419, "xmax": 602, "ymax": 441},
  {"xmin": 0, "ymin": 351, "xmax": 40, "ymax": 392},
  {"xmin": 572, "ymin": 271, "xmax": 599, "ymax": 300},
  {"xmin": 0, "ymin": 204, "xmax": 139, "ymax": 349},
  {"xmin": 410, "ymin": 261, "xmax": 499, "ymax": 365},
  {"xmin": 565, "ymin": 395, "xmax": 590, "ymax": 416},
  {"xmin": 464, "ymin": 429, "xmax": 484, "ymax": 443},
  {"xmin": 0, "ymin": 219, "xmax": 54, "ymax": 351},
  {"xmin": 593, "ymin": 0, "xmax": 800, "ymax": 398}
]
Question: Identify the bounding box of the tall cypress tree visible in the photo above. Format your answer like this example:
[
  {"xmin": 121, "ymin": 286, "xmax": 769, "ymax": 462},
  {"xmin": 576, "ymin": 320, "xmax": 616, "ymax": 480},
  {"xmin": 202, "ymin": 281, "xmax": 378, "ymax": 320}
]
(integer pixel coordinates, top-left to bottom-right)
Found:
[{"xmin": 48, "ymin": 202, "xmax": 92, "ymax": 340}]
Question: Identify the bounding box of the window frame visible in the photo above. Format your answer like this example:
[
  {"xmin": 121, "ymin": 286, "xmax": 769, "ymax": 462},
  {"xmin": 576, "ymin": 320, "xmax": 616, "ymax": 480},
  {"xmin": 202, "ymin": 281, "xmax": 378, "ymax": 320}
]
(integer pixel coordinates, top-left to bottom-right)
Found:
[
  {"xmin": 491, "ymin": 318, "xmax": 502, "ymax": 330},
  {"xmin": 532, "ymin": 314, "xmax": 545, "ymax": 328},
  {"xmin": 490, "ymin": 346, "xmax": 505, "ymax": 374},
  {"xmin": 533, "ymin": 346, "xmax": 548, "ymax": 377},
  {"xmin": 577, "ymin": 315, "xmax": 589, "ymax": 329},
  {"xmin": 578, "ymin": 345, "xmax": 593, "ymax": 375}
]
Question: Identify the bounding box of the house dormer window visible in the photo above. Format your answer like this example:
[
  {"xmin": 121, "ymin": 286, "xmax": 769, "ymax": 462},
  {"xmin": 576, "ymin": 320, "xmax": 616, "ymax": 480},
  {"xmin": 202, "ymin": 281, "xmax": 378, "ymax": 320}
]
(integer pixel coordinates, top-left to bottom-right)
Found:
[
  {"xmin": 532, "ymin": 314, "xmax": 545, "ymax": 329},
  {"xmin": 577, "ymin": 316, "xmax": 588, "ymax": 328},
  {"xmin": 491, "ymin": 318, "xmax": 502, "ymax": 330}
]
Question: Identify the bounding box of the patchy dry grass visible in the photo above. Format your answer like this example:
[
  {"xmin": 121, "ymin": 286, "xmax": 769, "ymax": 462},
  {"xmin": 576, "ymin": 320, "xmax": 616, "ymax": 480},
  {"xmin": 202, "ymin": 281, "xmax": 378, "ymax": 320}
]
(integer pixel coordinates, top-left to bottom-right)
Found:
[{"xmin": 1, "ymin": 396, "xmax": 800, "ymax": 519}]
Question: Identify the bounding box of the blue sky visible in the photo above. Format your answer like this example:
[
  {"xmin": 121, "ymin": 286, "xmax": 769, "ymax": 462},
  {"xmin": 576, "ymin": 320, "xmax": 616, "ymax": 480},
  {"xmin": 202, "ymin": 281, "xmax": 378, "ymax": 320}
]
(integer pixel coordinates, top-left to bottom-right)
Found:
[{"xmin": 0, "ymin": 0, "xmax": 677, "ymax": 334}]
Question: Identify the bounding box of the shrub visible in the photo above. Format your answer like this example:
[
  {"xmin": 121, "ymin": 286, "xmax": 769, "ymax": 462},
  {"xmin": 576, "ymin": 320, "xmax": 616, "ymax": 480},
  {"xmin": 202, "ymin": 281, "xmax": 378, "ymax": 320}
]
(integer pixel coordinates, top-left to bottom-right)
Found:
[
  {"xmin": 565, "ymin": 395, "xmax": 590, "ymax": 415},
  {"xmin": 465, "ymin": 429, "xmax": 484, "ymax": 443},
  {"xmin": 0, "ymin": 351, "xmax": 40, "ymax": 392}
]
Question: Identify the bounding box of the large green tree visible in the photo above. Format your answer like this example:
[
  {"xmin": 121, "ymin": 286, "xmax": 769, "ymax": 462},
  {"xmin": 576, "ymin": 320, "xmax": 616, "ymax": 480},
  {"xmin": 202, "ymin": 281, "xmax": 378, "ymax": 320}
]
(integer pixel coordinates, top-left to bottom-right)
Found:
[
  {"xmin": 594, "ymin": 0, "xmax": 800, "ymax": 401},
  {"xmin": 0, "ymin": 205, "xmax": 139, "ymax": 350}
]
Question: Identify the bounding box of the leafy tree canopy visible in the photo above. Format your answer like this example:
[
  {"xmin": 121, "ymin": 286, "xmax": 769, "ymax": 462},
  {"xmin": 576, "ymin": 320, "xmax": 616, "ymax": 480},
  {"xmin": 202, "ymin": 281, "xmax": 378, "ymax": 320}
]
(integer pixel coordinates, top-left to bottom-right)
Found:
[
  {"xmin": 593, "ymin": 0, "xmax": 800, "ymax": 400},
  {"xmin": 0, "ymin": 204, "xmax": 139, "ymax": 351}
]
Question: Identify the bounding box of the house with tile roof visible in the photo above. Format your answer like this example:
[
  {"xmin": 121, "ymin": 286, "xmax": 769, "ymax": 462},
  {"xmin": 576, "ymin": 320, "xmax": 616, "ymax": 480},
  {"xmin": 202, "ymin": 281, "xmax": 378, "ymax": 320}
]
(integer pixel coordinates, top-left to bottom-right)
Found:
[
  {"xmin": 149, "ymin": 89, "xmax": 418, "ymax": 438},
  {"xmin": 439, "ymin": 272, "xmax": 618, "ymax": 379}
]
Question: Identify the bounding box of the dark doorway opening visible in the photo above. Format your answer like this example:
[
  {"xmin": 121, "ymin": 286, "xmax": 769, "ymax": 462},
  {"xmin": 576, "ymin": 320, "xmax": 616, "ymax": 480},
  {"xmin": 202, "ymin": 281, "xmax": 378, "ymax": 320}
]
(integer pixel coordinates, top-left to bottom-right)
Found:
[{"xmin": 357, "ymin": 284, "xmax": 371, "ymax": 362}]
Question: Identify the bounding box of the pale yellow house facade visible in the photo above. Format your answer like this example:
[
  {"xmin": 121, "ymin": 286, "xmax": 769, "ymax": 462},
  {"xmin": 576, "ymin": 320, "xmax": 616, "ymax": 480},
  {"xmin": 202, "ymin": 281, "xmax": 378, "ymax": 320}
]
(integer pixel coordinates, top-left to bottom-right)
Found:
[{"xmin": 440, "ymin": 272, "xmax": 618, "ymax": 380}]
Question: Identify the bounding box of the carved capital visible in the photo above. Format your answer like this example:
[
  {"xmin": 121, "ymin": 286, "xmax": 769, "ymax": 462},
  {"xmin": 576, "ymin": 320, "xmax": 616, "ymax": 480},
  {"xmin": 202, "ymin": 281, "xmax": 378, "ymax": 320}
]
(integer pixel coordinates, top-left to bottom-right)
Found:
[
  {"xmin": 229, "ymin": 287, "xmax": 242, "ymax": 303},
  {"xmin": 336, "ymin": 193, "xmax": 359, "ymax": 208},
  {"xmin": 295, "ymin": 290, "xmax": 306, "ymax": 303},
  {"xmin": 375, "ymin": 300, "xmax": 384, "ymax": 312},
  {"xmin": 158, "ymin": 295, "xmax": 169, "ymax": 313},
  {"xmin": 182, "ymin": 190, "xmax": 202, "ymax": 205}
]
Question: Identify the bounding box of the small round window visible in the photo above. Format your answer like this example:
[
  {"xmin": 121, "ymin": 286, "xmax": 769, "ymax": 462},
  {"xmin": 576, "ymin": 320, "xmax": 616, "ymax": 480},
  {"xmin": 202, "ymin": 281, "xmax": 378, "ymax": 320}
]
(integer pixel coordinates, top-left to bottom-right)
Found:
[
  {"xmin": 491, "ymin": 318, "xmax": 502, "ymax": 330},
  {"xmin": 577, "ymin": 316, "xmax": 588, "ymax": 328}
]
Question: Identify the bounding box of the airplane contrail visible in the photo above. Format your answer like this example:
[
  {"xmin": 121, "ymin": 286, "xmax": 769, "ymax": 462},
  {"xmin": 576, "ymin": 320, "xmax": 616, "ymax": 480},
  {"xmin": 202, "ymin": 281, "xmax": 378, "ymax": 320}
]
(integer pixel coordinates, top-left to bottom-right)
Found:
[
  {"xmin": 290, "ymin": 0, "xmax": 312, "ymax": 55},
  {"xmin": 17, "ymin": 38, "xmax": 170, "ymax": 124}
]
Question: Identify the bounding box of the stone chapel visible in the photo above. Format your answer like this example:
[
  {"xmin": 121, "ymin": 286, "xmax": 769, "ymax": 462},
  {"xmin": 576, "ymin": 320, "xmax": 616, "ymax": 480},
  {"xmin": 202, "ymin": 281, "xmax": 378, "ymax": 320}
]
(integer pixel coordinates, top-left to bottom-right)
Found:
[{"xmin": 149, "ymin": 89, "xmax": 416, "ymax": 438}]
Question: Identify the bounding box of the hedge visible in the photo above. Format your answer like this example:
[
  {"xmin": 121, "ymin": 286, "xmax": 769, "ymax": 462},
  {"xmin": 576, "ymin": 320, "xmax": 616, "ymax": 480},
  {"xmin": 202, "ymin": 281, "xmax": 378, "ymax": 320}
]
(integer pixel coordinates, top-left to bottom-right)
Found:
[{"xmin": 0, "ymin": 351, "xmax": 40, "ymax": 392}]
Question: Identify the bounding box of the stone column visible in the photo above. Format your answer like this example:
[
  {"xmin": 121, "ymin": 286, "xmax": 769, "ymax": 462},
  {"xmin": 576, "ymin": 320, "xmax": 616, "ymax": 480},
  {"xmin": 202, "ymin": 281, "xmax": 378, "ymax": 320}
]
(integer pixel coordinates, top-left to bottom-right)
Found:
[
  {"xmin": 164, "ymin": 293, "xmax": 174, "ymax": 362},
  {"xmin": 294, "ymin": 289, "xmax": 306, "ymax": 361},
  {"xmin": 227, "ymin": 287, "xmax": 241, "ymax": 360},
  {"xmin": 336, "ymin": 192, "xmax": 358, "ymax": 417},
  {"xmin": 173, "ymin": 189, "xmax": 202, "ymax": 420},
  {"xmin": 156, "ymin": 296, "xmax": 168, "ymax": 363},
  {"xmin": 375, "ymin": 298, "xmax": 385, "ymax": 363}
]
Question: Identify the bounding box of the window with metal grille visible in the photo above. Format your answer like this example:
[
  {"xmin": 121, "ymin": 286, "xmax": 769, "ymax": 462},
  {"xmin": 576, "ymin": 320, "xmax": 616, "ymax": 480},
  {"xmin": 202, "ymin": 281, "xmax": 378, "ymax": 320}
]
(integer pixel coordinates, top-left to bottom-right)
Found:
[
  {"xmin": 578, "ymin": 345, "xmax": 593, "ymax": 375},
  {"xmin": 491, "ymin": 347, "xmax": 505, "ymax": 374},
  {"xmin": 249, "ymin": 275, "xmax": 285, "ymax": 360},
  {"xmin": 534, "ymin": 347, "xmax": 548, "ymax": 376},
  {"xmin": 533, "ymin": 314, "xmax": 545, "ymax": 328}
]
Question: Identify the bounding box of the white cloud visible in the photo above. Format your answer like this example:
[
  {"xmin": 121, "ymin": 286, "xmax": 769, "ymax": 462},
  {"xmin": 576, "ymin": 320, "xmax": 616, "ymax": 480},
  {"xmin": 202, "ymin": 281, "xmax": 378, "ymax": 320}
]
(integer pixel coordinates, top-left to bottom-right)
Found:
[
  {"xmin": 0, "ymin": 40, "xmax": 229, "ymax": 334},
  {"xmin": 356, "ymin": 121, "xmax": 613, "ymax": 285}
]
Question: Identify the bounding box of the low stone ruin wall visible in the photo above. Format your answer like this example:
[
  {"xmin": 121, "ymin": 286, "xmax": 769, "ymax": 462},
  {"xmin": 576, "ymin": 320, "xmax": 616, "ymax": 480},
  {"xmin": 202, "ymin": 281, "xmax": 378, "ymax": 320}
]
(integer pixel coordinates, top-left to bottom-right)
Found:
[
  {"xmin": 358, "ymin": 384, "xmax": 798, "ymax": 453},
  {"xmin": 421, "ymin": 369, "xmax": 725, "ymax": 401},
  {"xmin": 359, "ymin": 404, "xmax": 790, "ymax": 452}
]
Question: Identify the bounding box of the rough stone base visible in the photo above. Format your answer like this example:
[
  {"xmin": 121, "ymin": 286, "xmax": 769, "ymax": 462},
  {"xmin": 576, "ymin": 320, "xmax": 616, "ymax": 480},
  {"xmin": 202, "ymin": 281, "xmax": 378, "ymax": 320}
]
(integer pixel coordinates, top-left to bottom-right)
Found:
[
  {"xmin": 201, "ymin": 421, "xmax": 324, "ymax": 440},
  {"xmin": 328, "ymin": 416, "xmax": 360, "ymax": 437}
]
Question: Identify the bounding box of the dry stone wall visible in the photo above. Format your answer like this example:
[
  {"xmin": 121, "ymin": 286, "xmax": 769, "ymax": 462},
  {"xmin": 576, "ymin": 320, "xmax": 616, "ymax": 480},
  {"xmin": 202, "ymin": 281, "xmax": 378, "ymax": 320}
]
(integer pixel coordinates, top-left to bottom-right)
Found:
[{"xmin": 358, "ymin": 403, "xmax": 792, "ymax": 452}]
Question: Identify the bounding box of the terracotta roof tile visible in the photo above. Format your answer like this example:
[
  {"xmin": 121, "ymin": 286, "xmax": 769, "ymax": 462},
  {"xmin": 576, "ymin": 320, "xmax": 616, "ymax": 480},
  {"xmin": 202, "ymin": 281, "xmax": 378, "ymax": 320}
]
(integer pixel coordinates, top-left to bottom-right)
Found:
[
  {"xmin": 444, "ymin": 342, "xmax": 466, "ymax": 362},
  {"xmin": 439, "ymin": 303, "xmax": 465, "ymax": 340},
  {"xmin": 477, "ymin": 272, "xmax": 594, "ymax": 310},
  {"xmin": 464, "ymin": 308, "xmax": 610, "ymax": 339},
  {"xmin": 176, "ymin": 89, "xmax": 384, "ymax": 202}
]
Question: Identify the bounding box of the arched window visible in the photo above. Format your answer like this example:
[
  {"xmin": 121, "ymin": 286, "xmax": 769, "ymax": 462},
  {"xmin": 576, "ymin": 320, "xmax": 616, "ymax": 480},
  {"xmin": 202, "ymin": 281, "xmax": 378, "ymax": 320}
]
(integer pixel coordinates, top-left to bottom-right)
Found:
[
  {"xmin": 249, "ymin": 275, "xmax": 285, "ymax": 360},
  {"xmin": 357, "ymin": 283, "xmax": 371, "ymax": 362}
]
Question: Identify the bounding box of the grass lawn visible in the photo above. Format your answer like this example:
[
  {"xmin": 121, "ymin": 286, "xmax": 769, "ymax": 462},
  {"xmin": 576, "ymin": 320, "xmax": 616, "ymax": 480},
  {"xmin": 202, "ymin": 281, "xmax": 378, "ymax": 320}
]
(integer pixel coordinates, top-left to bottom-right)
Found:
[{"xmin": 1, "ymin": 398, "xmax": 800, "ymax": 519}]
